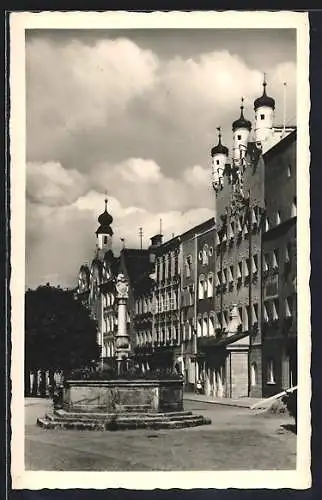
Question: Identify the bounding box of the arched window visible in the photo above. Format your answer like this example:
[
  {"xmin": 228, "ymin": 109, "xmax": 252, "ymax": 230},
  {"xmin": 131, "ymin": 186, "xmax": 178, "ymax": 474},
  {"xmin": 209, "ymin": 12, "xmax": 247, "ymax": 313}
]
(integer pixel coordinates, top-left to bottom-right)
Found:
[
  {"xmin": 202, "ymin": 244, "xmax": 209, "ymax": 265},
  {"xmin": 203, "ymin": 315, "xmax": 208, "ymax": 336},
  {"xmin": 267, "ymin": 359, "xmax": 276, "ymax": 384},
  {"xmin": 197, "ymin": 317, "xmax": 202, "ymax": 337},
  {"xmin": 209, "ymin": 315, "xmax": 215, "ymax": 336},
  {"xmin": 199, "ymin": 275, "xmax": 205, "ymax": 300},
  {"xmin": 251, "ymin": 362, "xmax": 258, "ymax": 387}
]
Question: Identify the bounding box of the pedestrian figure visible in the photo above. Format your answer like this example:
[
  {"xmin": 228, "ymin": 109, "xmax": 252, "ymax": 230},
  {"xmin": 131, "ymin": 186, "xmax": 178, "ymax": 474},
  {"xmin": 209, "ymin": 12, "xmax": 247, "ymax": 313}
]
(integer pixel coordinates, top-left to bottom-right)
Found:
[{"xmin": 196, "ymin": 379, "xmax": 203, "ymax": 394}]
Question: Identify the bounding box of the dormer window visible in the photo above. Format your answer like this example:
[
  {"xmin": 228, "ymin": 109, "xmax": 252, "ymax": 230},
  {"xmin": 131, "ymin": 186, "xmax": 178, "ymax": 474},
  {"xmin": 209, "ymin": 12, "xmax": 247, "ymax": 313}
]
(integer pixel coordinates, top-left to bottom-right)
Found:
[
  {"xmin": 104, "ymin": 236, "xmax": 108, "ymax": 245},
  {"xmin": 216, "ymin": 159, "xmax": 220, "ymax": 165},
  {"xmin": 260, "ymin": 114, "xmax": 265, "ymax": 120},
  {"xmin": 237, "ymin": 134, "xmax": 242, "ymax": 141},
  {"xmin": 276, "ymin": 211, "xmax": 281, "ymax": 225}
]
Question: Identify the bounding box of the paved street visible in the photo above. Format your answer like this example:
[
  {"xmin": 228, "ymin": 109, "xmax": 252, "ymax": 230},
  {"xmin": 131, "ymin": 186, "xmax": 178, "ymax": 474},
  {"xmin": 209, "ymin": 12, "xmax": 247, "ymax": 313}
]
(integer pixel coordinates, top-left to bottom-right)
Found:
[{"xmin": 25, "ymin": 398, "xmax": 296, "ymax": 471}]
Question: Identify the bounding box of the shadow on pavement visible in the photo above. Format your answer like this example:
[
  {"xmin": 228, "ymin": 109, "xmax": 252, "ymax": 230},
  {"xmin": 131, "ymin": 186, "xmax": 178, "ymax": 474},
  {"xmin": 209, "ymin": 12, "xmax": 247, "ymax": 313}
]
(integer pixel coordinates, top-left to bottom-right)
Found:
[{"xmin": 281, "ymin": 423, "xmax": 297, "ymax": 434}]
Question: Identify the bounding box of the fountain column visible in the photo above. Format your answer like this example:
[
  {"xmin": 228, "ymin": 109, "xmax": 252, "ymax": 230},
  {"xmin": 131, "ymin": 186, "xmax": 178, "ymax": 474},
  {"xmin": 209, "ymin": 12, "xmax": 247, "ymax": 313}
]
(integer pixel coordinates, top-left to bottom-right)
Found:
[{"xmin": 115, "ymin": 273, "xmax": 130, "ymax": 375}]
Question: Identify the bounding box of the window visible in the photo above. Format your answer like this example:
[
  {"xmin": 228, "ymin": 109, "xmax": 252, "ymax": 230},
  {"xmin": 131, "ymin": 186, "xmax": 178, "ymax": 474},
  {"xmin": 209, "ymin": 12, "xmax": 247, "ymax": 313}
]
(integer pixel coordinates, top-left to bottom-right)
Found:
[
  {"xmin": 263, "ymin": 302, "xmax": 269, "ymax": 322},
  {"xmin": 209, "ymin": 315, "xmax": 215, "ymax": 336},
  {"xmin": 237, "ymin": 217, "xmax": 242, "ymax": 234},
  {"xmin": 203, "ymin": 316, "xmax": 208, "ymax": 337},
  {"xmin": 272, "ymin": 299, "xmax": 279, "ymax": 321},
  {"xmin": 264, "ymin": 216, "xmax": 270, "ymax": 232},
  {"xmin": 216, "ymin": 159, "xmax": 220, "ymax": 165},
  {"xmin": 252, "ymin": 255, "xmax": 258, "ymax": 274},
  {"xmin": 199, "ymin": 276, "xmax": 205, "ymax": 300},
  {"xmin": 215, "ymin": 313, "xmax": 220, "ymax": 330},
  {"xmin": 188, "ymin": 319, "xmax": 193, "ymax": 340},
  {"xmin": 243, "ymin": 222, "xmax": 248, "ymax": 238},
  {"xmin": 287, "ymin": 165, "xmax": 292, "ymax": 178},
  {"xmin": 243, "ymin": 306, "xmax": 249, "ymax": 331},
  {"xmin": 251, "ymin": 362, "xmax": 258, "ymax": 387},
  {"xmin": 197, "ymin": 317, "xmax": 202, "ymax": 337},
  {"xmin": 209, "ymin": 246, "xmax": 214, "ymax": 256},
  {"xmin": 276, "ymin": 211, "xmax": 281, "ymax": 225},
  {"xmin": 267, "ymin": 359, "xmax": 276, "ymax": 384},
  {"xmin": 285, "ymin": 243, "xmax": 291, "ymax": 263},
  {"xmin": 198, "ymin": 251, "xmax": 203, "ymax": 261},
  {"xmin": 228, "ymin": 222, "xmax": 234, "ymax": 240},
  {"xmin": 185, "ymin": 255, "xmax": 192, "ymax": 278},
  {"xmin": 237, "ymin": 134, "xmax": 242, "ymax": 140},
  {"xmin": 207, "ymin": 274, "xmax": 214, "ymax": 297},
  {"xmin": 244, "ymin": 259, "xmax": 249, "ymax": 278},
  {"xmin": 188, "ymin": 285, "xmax": 194, "ymax": 305},
  {"xmin": 237, "ymin": 262, "xmax": 242, "ymax": 279},
  {"xmin": 159, "ymin": 258, "xmax": 164, "ymax": 281},
  {"xmin": 222, "ymin": 268, "xmax": 227, "ymax": 285},
  {"xmin": 263, "ymin": 253, "xmax": 269, "ymax": 272},
  {"xmin": 223, "ymin": 311, "xmax": 228, "ymax": 330},
  {"xmin": 285, "ymin": 297, "xmax": 292, "ymax": 318},
  {"xmin": 103, "ymin": 236, "xmax": 108, "ymax": 245},
  {"xmin": 272, "ymin": 249, "xmax": 279, "ymax": 270},
  {"xmin": 252, "ymin": 303, "xmax": 258, "ymax": 323},
  {"xmin": 202, "ymin": 244, "xmax": 209, "ymax": 265},
  {"xmin": 260, "ymin": 114, "xmax": 265, "ymax": 120},
  {"xmin": 229, "ymin": 265, "xmax": 234, "ymax": 283}
]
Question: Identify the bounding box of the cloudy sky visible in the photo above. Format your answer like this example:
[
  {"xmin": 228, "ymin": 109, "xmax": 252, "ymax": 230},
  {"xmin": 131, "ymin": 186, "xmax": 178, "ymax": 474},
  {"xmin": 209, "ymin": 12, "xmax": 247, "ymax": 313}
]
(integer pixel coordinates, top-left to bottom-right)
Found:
[{"xmin": 26, "ymin": 28, "xmax": 296, "ymax": 289}]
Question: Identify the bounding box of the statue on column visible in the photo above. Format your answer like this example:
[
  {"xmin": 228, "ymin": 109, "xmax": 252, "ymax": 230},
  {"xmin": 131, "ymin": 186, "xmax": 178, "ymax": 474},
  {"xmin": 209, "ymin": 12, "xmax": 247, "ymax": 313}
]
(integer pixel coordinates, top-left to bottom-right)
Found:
[
  {"xmin": 115, "ymin": 273, "xmax": 130, "ymax": 375},
  {"xmin": 116, "ymin": 273, "xmax": 129, "ymax": 299}
]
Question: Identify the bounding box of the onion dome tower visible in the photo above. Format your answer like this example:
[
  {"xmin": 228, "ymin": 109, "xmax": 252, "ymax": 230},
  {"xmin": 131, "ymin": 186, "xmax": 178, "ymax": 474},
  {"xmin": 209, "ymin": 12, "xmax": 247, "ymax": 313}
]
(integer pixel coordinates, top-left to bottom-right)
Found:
[
  {"xmin": 254, "ymin": 75, "xmax": 275, "ymax": 150},
  {"xmin": 96, "ymin": 195, "xmax": 113, "ymax": 252},
  {"xmin": 232, "ymin": 97, "xmax": 252, "ymax": 164},
  {"xmin": 211, "ymin": 127, "xmax": 229, "ymax": 190}
]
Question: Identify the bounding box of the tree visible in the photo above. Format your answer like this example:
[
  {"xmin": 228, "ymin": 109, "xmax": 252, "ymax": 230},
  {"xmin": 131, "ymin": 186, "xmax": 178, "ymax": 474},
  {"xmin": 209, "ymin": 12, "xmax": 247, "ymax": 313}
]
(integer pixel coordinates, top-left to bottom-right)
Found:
[{"xmin": 25, "ymin": 284, "xmax": 100, "ymax": 379}]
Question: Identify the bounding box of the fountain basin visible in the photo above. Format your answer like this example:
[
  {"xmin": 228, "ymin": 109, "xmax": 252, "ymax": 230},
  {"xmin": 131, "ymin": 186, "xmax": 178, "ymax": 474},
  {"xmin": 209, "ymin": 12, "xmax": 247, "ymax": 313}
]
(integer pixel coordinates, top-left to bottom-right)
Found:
[
  {"xmin": 36, "ymin": 378, "xmax": 211, "ymax": 430},
  {"xmin": 61, "ymin": 378, "xmax": 184, "ymax": 413}
]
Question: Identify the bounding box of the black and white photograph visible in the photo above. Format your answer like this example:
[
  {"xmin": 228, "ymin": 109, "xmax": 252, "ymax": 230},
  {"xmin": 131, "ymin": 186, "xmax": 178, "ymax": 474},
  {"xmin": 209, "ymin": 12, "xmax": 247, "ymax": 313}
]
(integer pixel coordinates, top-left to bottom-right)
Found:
[{"xmin": 10, "ymin": 10, "xmax": 310, "ymax": 490}]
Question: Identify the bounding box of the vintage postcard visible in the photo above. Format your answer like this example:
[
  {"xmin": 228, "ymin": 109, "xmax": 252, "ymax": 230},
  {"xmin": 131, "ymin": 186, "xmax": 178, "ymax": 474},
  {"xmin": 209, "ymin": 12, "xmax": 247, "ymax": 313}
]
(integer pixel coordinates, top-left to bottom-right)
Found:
[{"xmin": 9, "ymin": 10, "xmax": 311, "ymax": 490}]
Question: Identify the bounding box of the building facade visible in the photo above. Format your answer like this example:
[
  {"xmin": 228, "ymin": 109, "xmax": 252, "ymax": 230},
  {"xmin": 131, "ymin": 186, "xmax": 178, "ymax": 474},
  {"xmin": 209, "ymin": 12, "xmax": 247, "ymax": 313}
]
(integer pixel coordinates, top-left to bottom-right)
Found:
[
  {"xmin": 152, "ymin": 235, "xmax": 182, "ymax": 369},
  {"xmin": 74, "ymin": 79, "xmax": 297, "ymax": 399},
  {"xmin": 261, "ymin": 129, "xmax": 297, "ymax": 396},
  {"xmin": 180, "ymin": 219, "xmax": 216, "ymax": 390}
]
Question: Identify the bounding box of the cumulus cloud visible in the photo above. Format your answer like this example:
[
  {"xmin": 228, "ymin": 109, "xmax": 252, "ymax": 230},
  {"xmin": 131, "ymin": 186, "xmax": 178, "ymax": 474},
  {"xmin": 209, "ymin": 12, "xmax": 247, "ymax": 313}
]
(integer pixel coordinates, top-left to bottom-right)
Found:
[
  {"xmin": 26, "ymin": 37, "xmax": 158, "ymax": 161},
  {"xmin": 26, "ymin": 191, "xmax": 214, "ymax": 289},
  {"xmin": 27, "ymin": 161, "xmax": 88, "ymax": 206}
]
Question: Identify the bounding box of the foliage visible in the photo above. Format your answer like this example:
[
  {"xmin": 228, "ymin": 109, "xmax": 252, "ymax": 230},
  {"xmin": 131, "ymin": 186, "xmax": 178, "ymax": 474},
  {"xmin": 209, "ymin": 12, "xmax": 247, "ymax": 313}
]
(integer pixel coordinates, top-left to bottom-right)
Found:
[
  {"xmin": 25, "ymin": 284, "xmax": 100, "ymax": 373},
  {"xmin": 282, "ymin": 389, "xmax": 297, "ymax": 425}
]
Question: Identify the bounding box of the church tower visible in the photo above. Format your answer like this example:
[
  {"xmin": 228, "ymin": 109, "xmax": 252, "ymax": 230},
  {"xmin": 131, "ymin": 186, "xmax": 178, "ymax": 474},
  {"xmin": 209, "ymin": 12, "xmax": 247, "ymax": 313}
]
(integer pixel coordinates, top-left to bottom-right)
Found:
[
  {"xmin": 96, "ymin": 196, "xmax": 113, "ymax": 255},
  {"xmin": 232, "ymin": 98, "xmax": 252, "ymax": 165},
  {"xmin": 254, "ymin": 76, "xmax": 275, "ymax": 152},
  {"xmin": 211, "ymin": 126, "xmax": 229, "ymax": 190}
]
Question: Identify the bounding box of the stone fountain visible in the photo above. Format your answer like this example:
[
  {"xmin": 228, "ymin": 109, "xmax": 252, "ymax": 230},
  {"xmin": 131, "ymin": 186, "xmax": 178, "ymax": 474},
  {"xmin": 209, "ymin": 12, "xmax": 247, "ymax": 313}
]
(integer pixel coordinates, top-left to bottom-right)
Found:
[{"xmin": 37, "ymin": 274, "xmax": 211, "ymax": 431}]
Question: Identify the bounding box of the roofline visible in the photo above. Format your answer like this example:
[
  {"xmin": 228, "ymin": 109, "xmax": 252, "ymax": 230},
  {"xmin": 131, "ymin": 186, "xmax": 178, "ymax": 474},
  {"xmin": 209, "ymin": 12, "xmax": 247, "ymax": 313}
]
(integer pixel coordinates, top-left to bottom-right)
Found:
[{"xmin": 179, "ymin": 217, "xmax": 216, "ymax": 242}]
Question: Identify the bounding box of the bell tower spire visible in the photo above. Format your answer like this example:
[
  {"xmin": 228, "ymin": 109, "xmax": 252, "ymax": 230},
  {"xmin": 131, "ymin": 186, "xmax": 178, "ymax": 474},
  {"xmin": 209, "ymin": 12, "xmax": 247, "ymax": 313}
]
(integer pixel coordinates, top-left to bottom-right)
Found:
[
  {"xmin": 232, "ymin": 97, "xmax": 252, "ymax": 165},
  {"xmin": 254, "ymin": 74, "xmax": 276, "ymax": 152},
  {"xmin": 96, "ymin": 193, "xmax": 113, "ymax": 253},
  {"xmin": 211, "ymin": 126, "xmax": 229, "ymax": 191}
]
